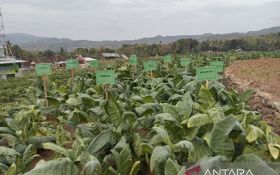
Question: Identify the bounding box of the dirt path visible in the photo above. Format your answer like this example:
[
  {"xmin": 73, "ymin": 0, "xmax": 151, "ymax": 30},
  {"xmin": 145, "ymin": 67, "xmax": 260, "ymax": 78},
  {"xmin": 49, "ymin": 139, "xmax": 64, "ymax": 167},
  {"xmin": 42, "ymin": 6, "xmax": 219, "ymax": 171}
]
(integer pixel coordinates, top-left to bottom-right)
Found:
[{"xmin": 224, "ymin": 58, "xmax": 280, "ymax": 134}]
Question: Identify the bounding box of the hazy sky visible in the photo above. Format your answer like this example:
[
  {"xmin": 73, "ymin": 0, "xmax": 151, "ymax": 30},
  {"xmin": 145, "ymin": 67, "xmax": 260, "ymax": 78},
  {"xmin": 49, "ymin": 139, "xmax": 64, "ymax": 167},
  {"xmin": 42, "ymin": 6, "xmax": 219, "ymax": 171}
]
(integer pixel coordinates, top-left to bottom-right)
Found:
[{"xmin": 1, "ymin": 0, "xmax": 280, "ymax": 40}]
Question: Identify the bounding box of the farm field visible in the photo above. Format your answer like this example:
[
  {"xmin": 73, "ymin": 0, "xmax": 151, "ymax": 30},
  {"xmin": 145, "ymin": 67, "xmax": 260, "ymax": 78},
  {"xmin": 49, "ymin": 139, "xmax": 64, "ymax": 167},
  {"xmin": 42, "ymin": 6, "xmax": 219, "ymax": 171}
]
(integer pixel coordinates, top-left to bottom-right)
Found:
[
  {"xmin": 225, "ymin": 58, "xmax": 280, "ymax": 135},
  {"xmin": 2, "ymin": 0, "xmax": 280, "ymax": 174},
  {"xmin": 0, "ymin": 54, "xmax": 280, "ymax": 175},
  {"xmin": 225, "ymin": 58, "xmax": 280, "ymax": 102}
]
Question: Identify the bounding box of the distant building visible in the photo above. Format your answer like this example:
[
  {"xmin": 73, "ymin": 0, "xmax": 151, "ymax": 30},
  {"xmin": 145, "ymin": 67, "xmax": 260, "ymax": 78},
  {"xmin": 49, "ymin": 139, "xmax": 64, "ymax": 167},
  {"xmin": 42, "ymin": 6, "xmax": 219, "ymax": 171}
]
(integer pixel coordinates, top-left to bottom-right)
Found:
[
  {"xmin": 235, "ymin": 48, "xmax": 243, "ymax": 52},
  {"xmin": 0, "ymin": 45, "xmax": 26, "ymax": 79},
  {"xmin": 55, "ymin": 61, "xmax": 66, "ymax": 68},
  {"xmin": 121, "ymin": 54, "xmax": 129, "ymax": 60},
  {"xmin": 101, "ymin": 53, "xmax": 128, "ymax": 60},
  {"xmin": 101, "ymin": 53, "xmax": 121, "ymax": 59},
  {"xmin": 77, "ymin": 55, "xmax": 96, "ymax": 64}
]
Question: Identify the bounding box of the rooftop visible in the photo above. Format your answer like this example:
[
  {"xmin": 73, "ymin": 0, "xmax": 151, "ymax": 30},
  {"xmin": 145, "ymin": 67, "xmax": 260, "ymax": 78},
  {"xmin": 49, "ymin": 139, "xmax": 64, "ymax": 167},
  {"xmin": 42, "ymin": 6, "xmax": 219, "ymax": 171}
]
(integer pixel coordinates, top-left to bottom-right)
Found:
[{"xmin": 102, "ymin": 53, "xmax": 120, "ymax": 58}]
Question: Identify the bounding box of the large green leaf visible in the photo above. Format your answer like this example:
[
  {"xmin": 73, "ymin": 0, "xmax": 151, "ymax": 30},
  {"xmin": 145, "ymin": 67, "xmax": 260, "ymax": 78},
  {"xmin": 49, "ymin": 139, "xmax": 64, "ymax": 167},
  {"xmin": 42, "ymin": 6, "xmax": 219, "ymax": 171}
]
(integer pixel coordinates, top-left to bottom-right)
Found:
[
  {"xmin": 162, "ymin": 103, "xmax": 179, "ymax": 117},
  {"xmin": 209, "ymin": 116, "xmax": 236, "ymax": 158},
  {"xmin": 135, "ymin": 103, "xmax": 162, "ymax": 116},
  {"xmin": 245, "ymin": 124, "xmax": 264, "ymax": 143},
  {"xmin": 207, "ymin": 107, "xmax": 224, "ymax": 121},
  {"xmin": 122, "ymin": 111, "xmax": 137, "ymax": 123},
  {"xmin": 5, "ymin": 163, "xmax": 17, "ymax": 175},
  {"xmin": 81, "ymin": 160, "xmax": 101, "ymax": 175},
  {"xmin": 105, "ymin": 95, "xmax": 123, "ymax": 125},
  {"xmin": 42, "ymin": 143, "xmax": 69, "ymax": 157},
  {"xmin": 171, "ymin": 140, "xmax": 193, "ymax": 153},
  {"xmin": 265, "ymin": 126, "xmax": 280, "ymax": 160},
  {"xmin": 186, "ymin": 113, "xmax": 211, "ymax": 128},
  {"xmin": 66, "ymin": 98, "xmax": 82, "ymax": 107},
  {"xmin": 87, "ymin": 129, "xmax": 113, "ymax": 155},
  {"xmin": 234, "ymin": 154, "xmax": 279, "ymax": 175},
  {"xmin": 164, "ymin": 158, "xmax": 180, "ymax": 175},
  {"xmin": 198, "ymin": 85, "xmax": 216, "ymax": 111},
  {"xmin": 152, "ymin": 127, "xmax": 172, "ymax": 145},
  {"xmin": 28, "ymin": 136, "xmax": 56, "ymax": 147},
  {"xmin": 22, "ymin": 144, "xmax": 40, "ymax": 171},
  {"xmin": 24, "ymin": 158, "xmax": 78, "ymax": 175},
  {"xmin": 0, "ymin": 146, "xmax": 20, "ymax": 156},
  {"xmin": 150, "ymin": 146, "xmax": 171, "ymax": 175},
  {"xmin": 189, "ymin": 138, "xmax": 212, "ymax": 162},
  {"xmin": 129, "ymin": 161, "xmax": 140, "ymax": 175},
  {"xmin": 175, "ymin": 92, "xmax": 193, "ymax": 118},
  {"xmin": 118, "ymin": 144, "xmax": 133, "ymax": 175}
]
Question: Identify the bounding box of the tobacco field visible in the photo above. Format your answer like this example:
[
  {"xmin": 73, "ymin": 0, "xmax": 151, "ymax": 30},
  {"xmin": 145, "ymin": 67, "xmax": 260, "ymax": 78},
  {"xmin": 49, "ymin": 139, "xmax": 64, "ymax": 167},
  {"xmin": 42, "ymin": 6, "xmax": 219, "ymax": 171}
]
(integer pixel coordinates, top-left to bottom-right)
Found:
[{"xmin": 0, "ymin": 55, "xmax": 280, "ymax": 175}]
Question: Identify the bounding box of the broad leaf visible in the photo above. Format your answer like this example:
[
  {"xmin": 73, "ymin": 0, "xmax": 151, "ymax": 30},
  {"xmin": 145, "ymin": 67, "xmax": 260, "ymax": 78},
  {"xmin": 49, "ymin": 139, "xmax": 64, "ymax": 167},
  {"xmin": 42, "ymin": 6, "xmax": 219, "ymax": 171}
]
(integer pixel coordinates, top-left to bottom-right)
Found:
[
  {"xmin": 164, "ymin": 158, "xmax": 180, "ymax": 175},
  {"xmin": 234, "ymin": 154, "xmax": 279, "ymax": 175},
  {"xmin": 5, "ymin": 163, "xmax": 17, "ymax": 175},
  {"xmin": 0, "ymin": 146, "xmax": 20, "ymax": 156},
  {"xmin": 42, "ymin": 143, "xmax": 69, "ymax": 157},
  {"xmin": 82, "ymin": 160, "xmax": 101, "ymax": 175},
  {"xmin": 150, "ymin": 146, "xmax": 171, "ymax": 175},
  {"xmin": 87, "ymin": 129, "xmax": 113, "ymax": 155},
  {"xmin": 24, "ymin": 158, "xmax": 78, "ymax": 175},
  {"xmin": 187, "ymin": 113, "xmax": 211, "ymax": 128},
  {"xmin": 105, "ymin": 95, "xmax": 123, "ymax": 125},
  {"xmin": 209, "ymin": 116, "xmax": 236, "ymax": 158},
  {"xmin": 245, "ymin": 125, "xmax": 264, "ymax": 143}
]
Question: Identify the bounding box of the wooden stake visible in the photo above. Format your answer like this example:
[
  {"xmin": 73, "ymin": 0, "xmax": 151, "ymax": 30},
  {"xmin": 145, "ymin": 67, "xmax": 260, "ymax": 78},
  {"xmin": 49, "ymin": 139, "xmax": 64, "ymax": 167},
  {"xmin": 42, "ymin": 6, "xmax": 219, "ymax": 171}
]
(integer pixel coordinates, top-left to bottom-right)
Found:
[
  {"xmin": 206, "ymin": 80, "xmax": 209, "ymax": 89},
  {"xmin": 71, "ymin": 69, "xmax": 75, "ymax": 80},
  {"xmin": 91, "ymin": 68, "xmax": 96, "ymax": 74},
  {"xmin": 42, "ymin": 76, "xmax": 48, "ymax": 107},
  {"xmin": 132, "ymin": 65, "xmax": 135, "ymax": 79},
  {"xmin": 104, "ymin": 84, "xmax": 109, "ymax": 100}
]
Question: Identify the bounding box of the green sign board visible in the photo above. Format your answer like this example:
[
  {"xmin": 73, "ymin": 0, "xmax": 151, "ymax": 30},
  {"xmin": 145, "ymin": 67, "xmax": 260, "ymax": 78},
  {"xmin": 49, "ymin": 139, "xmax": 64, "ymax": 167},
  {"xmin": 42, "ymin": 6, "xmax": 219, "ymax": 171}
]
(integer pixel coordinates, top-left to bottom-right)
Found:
[
  {"xmin": 66, "ymin": 59, "xmax": 79, "ymax": 70},
  {"xmin": 35, "ymin": 63, "xmax": 52, "ymax": 76},
  {"xmin": 180, "ymin": 58, "xmax": 191, "ymax": 67},
  {"xmin": 89, "ymin": 60, "xmax": 99, "ymax": 69},
  {"xmin": 143, "ymin": 61, "xmax": 158, "ymax": 71},
  {"xmin": 129, "ymin": 55, "xmax": 138, "ymax": 65},
  {"xmin": 163, "ymin": 54, "xmax": 172, "ymax": 63},
  {"xmin": 210, "ymin": 61, "xmax": 224, "ymax": 73},
  {"xmin": 196, "ymin": 66, "xmax": 218, "ymax": 81},
  {"xmin": 96, "ymin": 70, "xmax": 116, "ymax": 85}
]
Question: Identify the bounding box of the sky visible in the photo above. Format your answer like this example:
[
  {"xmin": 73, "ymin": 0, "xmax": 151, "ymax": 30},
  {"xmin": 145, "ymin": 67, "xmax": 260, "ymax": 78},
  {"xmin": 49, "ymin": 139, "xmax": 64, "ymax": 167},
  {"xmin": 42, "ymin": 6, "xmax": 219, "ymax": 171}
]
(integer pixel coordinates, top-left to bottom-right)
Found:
[{"xmin": 1, "ymin": 0, "xmax": 280, "ymax": 41}]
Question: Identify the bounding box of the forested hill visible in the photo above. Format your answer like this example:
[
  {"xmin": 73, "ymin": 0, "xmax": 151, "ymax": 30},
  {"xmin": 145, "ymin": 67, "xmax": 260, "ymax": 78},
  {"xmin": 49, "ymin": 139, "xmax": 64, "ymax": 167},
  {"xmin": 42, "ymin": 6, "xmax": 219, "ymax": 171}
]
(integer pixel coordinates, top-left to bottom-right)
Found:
[{"xmin": 2, "ymin": 26, "xmax": 280, "ymax": 51}]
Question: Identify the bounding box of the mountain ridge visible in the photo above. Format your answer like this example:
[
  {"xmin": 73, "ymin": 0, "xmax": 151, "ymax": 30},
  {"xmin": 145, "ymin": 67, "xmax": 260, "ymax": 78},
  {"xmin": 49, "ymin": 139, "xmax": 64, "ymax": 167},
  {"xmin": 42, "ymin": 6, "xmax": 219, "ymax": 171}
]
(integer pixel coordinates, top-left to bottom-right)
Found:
[{"xmin": 2, "ymin": 26, "xmax": 280, "ymax": 51}]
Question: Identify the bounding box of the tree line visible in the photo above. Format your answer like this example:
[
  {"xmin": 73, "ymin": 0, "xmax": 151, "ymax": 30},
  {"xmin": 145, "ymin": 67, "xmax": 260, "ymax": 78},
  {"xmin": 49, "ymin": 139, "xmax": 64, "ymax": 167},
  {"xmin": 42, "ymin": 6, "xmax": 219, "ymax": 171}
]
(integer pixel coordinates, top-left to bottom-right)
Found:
[{"xmin": 9, "ymin": 32, "xmax": 280, "ymax": 62}]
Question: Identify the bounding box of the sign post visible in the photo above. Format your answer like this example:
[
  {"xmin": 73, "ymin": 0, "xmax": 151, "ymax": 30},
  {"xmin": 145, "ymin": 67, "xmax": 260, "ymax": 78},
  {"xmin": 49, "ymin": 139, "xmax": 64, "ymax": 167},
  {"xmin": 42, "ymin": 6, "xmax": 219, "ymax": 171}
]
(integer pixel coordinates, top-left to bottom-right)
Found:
[
  {"xmin": 210, "ymin": 61, "xmax": 224, "ymax": 73},
  {"xmin": 180, "ymin": 58, "xmax": 191, "ymax": 67},
  {"xmin": 129, "ymin": 54, "xmax": 138, "ymax": 79},
  {"xmin": 143, "ymin": 61, "xmax": 157, "ymax": 79},
  {"xmin": 163, "ymin": 54, "xmax": 172, "ymax": 69},
  {"xmin": 35, "ymin": 63, "xmax": 52, "ymax": 107},
  {"xmin": 66, "ymin": 59, "xmax": 79, "ymax": 80},
  {"xmin": 96, "ymin": 70, "xmax": 116, "ymax": 100},
  {"xmin": 88, "ymin": 60, "xmax": 99, "ymax": 73},
  {"xmin": 196, "ymin": 66, "xmax": 218, "ymax": 88}
]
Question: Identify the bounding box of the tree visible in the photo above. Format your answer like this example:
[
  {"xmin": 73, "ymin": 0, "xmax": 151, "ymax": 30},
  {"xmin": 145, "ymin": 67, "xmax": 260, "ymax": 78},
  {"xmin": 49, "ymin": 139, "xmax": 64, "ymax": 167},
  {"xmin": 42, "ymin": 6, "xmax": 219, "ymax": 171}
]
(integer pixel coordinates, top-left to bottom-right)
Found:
[
  {"xmin": 11, "ymin": 44, "xmax": 22, "ymax": 59},
  {"xmin": 42, "ymin": 50, "xmax": 56, "ymax": 57}
]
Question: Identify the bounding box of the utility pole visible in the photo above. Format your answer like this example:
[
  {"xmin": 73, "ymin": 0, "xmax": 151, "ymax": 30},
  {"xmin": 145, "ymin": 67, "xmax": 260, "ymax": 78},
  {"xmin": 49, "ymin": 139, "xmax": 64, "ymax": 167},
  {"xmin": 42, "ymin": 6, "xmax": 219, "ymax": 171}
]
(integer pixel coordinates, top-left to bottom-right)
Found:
[{"xmin": 0, "ymin": 8, "xmax": 5, "ymax": 37}]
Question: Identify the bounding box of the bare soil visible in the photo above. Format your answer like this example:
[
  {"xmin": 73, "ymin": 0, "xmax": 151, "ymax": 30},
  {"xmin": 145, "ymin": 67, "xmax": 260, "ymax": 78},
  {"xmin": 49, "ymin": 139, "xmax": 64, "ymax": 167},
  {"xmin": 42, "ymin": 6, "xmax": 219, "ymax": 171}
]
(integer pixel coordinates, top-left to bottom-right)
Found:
[{"xmin": 224, "ymin": 58, "xmax": 280, "ymax": 134}]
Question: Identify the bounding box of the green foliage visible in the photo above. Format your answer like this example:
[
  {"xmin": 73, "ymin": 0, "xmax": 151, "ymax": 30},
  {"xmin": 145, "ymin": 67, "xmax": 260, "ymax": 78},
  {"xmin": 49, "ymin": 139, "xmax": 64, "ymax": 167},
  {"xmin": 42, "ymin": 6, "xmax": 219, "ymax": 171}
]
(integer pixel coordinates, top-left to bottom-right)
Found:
[{"xmin": 0, "ymin": 56, "xmax": 280, "ymax": 175}]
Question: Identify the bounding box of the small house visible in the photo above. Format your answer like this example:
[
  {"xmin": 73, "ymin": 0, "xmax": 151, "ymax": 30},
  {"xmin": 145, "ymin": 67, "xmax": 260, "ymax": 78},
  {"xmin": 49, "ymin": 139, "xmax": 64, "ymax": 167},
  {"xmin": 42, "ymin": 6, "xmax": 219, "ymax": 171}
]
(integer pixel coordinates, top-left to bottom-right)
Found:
[
  {"xmin": 101, "ymin": 53, "xmax": 121, "ymax": 59},
  {"xmin": 101, "ymin": 53, "xmax": 128, "ymax": 60},
  {"xmin": 0, "ymin": 45, "xmax": 25, "ymax": 79}
]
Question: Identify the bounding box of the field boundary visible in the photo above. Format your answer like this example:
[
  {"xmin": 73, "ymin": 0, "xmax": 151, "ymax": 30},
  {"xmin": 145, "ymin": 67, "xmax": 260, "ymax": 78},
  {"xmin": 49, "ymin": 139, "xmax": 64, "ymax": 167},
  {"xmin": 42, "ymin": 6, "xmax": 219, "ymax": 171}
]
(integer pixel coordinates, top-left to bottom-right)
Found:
[{"xmin": 223, "ymin": 72, "xmax": 280, "ymax": 134}]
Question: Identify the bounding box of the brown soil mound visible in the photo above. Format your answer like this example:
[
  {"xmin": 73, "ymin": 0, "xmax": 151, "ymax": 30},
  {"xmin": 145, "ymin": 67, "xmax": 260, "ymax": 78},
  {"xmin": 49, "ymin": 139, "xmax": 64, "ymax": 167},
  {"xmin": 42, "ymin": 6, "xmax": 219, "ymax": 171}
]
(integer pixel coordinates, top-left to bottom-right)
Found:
[{"xmin": 224, "ymin": 58, "xmax": 280, "ymax": 134}]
